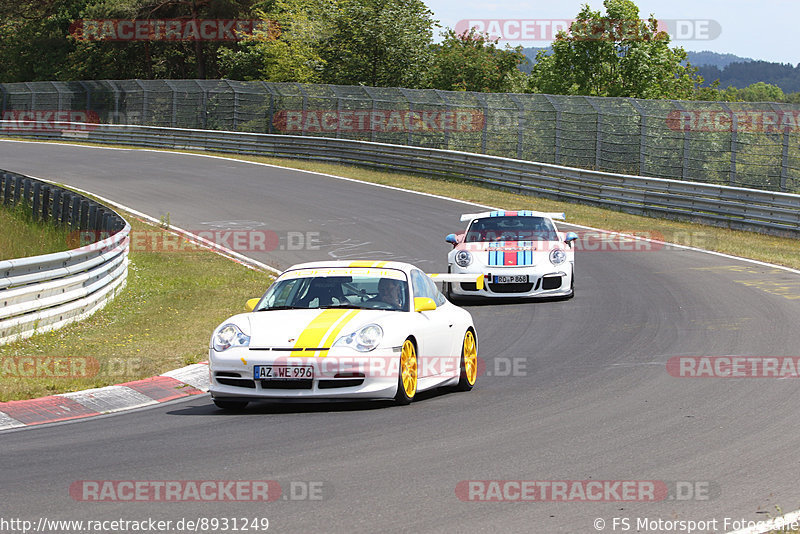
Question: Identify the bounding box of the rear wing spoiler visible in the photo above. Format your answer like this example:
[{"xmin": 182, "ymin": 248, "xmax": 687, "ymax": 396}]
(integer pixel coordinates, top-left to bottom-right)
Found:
[
  {"xmin": 427, "ymin": 273, "xmax": 484, "ymax": 290},
  {"xmin": 460, "ymin": 211, "xmax": 565, "ymax": 222}
]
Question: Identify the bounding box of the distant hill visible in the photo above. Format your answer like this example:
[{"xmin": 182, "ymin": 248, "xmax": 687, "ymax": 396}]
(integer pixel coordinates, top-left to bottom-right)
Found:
[
  {"xmin": 519, "ymin": 47, "xmax": 800, "ymax": 92},
  {"xmin": 520, "ymin": 48, "xmax": 753, "ymax": 70},
  {"xmin": 687, "ymin": 51, "xmax": 753, "ymax": 69},
  {"xmin": 697, "ymin": 61, "xmax": 800, "ymax": 92}
]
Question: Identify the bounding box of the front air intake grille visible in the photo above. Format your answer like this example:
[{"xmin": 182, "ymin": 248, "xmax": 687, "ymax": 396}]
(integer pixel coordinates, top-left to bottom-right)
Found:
[
  {"xmin": 215, "ymin": 372, "xmax": 256, "ymax": 389},
  {"xmin": 541, "ymin": 276, "xmax": 563, "ymax": 290},
  {"xmin": 488, "ymin": 282, "xmax": 534, "ymax": 293}
]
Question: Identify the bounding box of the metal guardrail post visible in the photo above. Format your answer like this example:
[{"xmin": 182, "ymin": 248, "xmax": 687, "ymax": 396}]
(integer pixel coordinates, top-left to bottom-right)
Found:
[
  {"xmin": 398, "ymin": 87, "xmax": 414, "ymax": 146},
  {"xmin": 435, "ymin": 90, "xmax": 452, "ymax": 149},
  {"xmin": 60, "ymin": 192, "xmax": 72, "ymax": 225},
  {"xmin": 22, "ymin": 178, "xmax": 31, "ymax": 207},
  {"xmin": 671, "ymin": 100, "xmax": 691, "ymax": 181},
  {"xmin": 165, "ymin": 80, "xmax": 178, "ymax": 128},
  {"xmin": 41, "ymin": 185, "xmax": 50, "ymax": 222},
  {"xmin": 361, "ymin": 86, "xmax": 378, "ymax": 144},
  {"xmin": 543, "ymin": 95, "xmax": 562, "ymax": 165},
  {"xmin": 52, "ymin": 188, "xmax": 61, "ymax": 222},
  {"xmin": 476, "ymin": 93, "xmax": 489, "ymax": 154},
  {"xmin": 720, "ymin": 103, "xmax": 738, "ymax": 186},
  {"xmin": 296, "ymin": 83, "xmax": 309, "ymax": 137},
  {"xmin": 71, "ymin": 196, "xmax": 80, "ymax": 227},
  {"xmin": 626, "ymin": 98, "xmax": 647, "ymax": 176},
  {"xmin": 262, "ymin": 82, "xmax": 275, "ymax": 134},
  {"xmin": 134, "ymin": 79, "xmax": 148, "ymax": 124},
  {"xmin": 584, "ymin": 97, "xmax": 603, "ymax": 171},
  {"xmin": 768, "ymin": 102, "xmax": 790, "ymax": 192},
  {"xmin": 1, "ymin": 173, "xmax": 10, "ymax": 205},
  {"xmin": 509, "ymin": 94, "xmax": 525, "ymax": 160},
  {"xmin": 32, "ymin": 182, "xmax": 41, "ymax": 221}
]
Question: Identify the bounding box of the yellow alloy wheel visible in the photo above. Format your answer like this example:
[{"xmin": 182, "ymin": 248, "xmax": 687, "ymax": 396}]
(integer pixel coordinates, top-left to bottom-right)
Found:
[
  {"xmin": 395, "ymin": 339, "xmax": 417, "ymax": 404},
  {"xmin": 463, "ymin": 331, "xmax": 477, "ymax": 385},
  {"xmin": 457, "ymin": 329, "xmax": 478, "ymax": 391}
]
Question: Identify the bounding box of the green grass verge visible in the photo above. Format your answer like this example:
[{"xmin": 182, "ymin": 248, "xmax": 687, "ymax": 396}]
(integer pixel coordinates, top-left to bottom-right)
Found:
[
  {"xmin": 0, "ymin": 215, "xmax": 272, "ymax": 402},
  {"xmin": 0, "ymin": 202, "xmax": 72, "ymax": 261}
]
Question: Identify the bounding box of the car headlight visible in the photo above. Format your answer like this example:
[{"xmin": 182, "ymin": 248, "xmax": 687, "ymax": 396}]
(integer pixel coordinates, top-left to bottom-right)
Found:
[
  {"xmin": 549, "ymin": 248, "xmax": 567, "ymax": 265},
  {"xmin": 455, "ymin": 250, "xmax": 472, "ymax": 268},
  {"xmin": 213, "ymin": 324, "xmax": 251, "ymax": 352},
  {"xmin": 334, "ymin": 324, "xmax": 383, "ymax": 352}
]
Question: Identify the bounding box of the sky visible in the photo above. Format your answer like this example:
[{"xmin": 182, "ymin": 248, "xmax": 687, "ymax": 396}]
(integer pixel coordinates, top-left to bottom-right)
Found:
[{"xmin": 423, "ymin": 0, "xmax": 798, "ymax": 65}]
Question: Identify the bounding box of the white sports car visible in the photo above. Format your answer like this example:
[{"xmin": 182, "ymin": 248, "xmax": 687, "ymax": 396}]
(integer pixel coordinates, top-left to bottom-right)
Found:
[
  {"xmin": 209, "ymin": 261, "xmax": 481, "ymax": 410},
  {"xmin": 445, "ymin": 210, "xmax": 578, "ymax": 300}
]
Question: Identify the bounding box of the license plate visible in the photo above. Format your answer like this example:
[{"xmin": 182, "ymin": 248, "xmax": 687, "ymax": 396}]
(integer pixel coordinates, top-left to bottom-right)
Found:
[
  {"xmin": 493, "ymin": 274, "xmax": 528, "ymax": 284},
  {"xmin": 254, "ymin": 365, "xmax": 314, "ymax": 380}
]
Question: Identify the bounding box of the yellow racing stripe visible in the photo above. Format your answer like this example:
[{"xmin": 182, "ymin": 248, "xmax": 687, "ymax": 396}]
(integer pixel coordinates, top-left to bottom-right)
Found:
[
  {"xmin": 290, "ymin": 309, "xmax": 362, "ymax": 357},
  {"xmin": 320, "ymin": 310, "xmax": 361, "ymax": 353}
]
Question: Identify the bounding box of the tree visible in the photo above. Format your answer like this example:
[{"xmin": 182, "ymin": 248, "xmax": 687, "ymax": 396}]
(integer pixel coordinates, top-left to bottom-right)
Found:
[
  {"xmin": 218, "ymin": 0, "xmax": 333, "ymax": 82},
  {"xmin": 425, "ymin": 29, "xmax": 527, "ymax": 93},
  {"xmin": 529, "ymin": 0, "xmax": 701, "ymax": 99},
  {"xmin": 319, "ymin": 0, "xmax": 436, "ymax": 88}
]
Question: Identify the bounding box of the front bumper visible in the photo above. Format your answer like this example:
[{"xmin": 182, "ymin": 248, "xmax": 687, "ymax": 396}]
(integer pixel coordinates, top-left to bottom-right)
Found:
[
  {"xmin": 447, "ymin": 264, "xmax": 573, "ymax": 298},
  {"xmin": 208, "ymin": 347, "xmax": 402, "ymax": 400}
]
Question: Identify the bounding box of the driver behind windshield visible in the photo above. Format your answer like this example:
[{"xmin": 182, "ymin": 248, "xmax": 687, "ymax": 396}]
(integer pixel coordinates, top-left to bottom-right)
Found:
[{"xmin": 370, "ymin": 277, "xmax": 405, "ymax": 310}]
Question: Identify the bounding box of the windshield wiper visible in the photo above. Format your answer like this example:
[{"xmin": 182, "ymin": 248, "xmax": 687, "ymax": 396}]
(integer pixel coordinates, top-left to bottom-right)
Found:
[
  {"xmin": 318, "ymin": 304, "xmax": 365, "ymax": 310},
  {"xmin": 258, "ymin": 305, "xmax": 306, "ymax": 311}
]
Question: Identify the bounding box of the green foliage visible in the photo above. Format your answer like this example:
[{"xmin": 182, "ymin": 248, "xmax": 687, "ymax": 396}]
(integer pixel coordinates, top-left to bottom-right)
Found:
[
  {"xmin": 426, "ymin": 29, "xmax": 527, "ymax": 93},
  {"xmin": 698, "ymin": 61, "xmax": 800, "ymax": 93},
  {"xmin": 529, "ymin": 0, "xmax": 701, "ymax": 98},
  {"xmin": 319, "ymin": 0, "xmax": 437, "ymax": 88},
  {"xmin": 691, "ymin": 81, "xmax": 792, "ymax": 103},
  {"xmin": 218, "ymin": 0, "xmax": 333, "ymax": 82}
]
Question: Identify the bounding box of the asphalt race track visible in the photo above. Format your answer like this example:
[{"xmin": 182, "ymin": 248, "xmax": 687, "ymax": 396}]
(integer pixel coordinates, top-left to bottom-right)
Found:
[{"xmin": 1, "ymin": 140, "xmax": 800, "ymax": 533}]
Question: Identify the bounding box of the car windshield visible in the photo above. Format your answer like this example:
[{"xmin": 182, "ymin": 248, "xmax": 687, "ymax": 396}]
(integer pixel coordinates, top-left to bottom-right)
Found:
[
  {"xmin": 255, "ymin": 268, "xmax": 410, "ymax": 312},
  {"xmin": 465, "ymin": 216, "xmax": 558, "ymax": 242}
]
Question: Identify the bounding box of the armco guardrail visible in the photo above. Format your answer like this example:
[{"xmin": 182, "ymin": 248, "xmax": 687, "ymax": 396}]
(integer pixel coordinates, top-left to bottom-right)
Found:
[
  {"xmin": 2, "ymin": 79, "xmax": 799, "ymax": 193},
  {"xmin": 1, "ymin": 121, "xmax": 799, "ymax": 237},
  {"xmin": 0, "ymin": 169, "xmax": 129, "ymax": 345}
]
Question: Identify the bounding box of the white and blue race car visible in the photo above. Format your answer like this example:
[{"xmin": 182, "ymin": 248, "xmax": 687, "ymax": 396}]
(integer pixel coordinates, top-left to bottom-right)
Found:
[{"xmin": 445, "ymin": 210, "xmax": 578, "ymax": 300}]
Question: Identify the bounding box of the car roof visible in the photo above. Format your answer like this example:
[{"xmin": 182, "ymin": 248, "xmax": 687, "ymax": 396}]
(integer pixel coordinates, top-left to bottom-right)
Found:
[
  {"xmin": 282, "ymin": 260, "xmax": 417, "ymax": 274},
  {"xmin": 460, "ymin": 210, "xmax": 565, "ymax": 222}
]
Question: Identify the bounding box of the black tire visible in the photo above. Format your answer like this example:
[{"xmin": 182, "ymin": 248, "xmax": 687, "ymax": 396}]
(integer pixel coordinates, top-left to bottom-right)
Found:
[
  {"xmin": 394, "ymin": 339, "xmax": 418, "ymax": 405},
  {"xmin": 455, "ymin": 329, "xmax": 478, "ymax": 391},
  {"xmin": 213, "ymin": 398, "xmax": 249, "ymax": 411}
]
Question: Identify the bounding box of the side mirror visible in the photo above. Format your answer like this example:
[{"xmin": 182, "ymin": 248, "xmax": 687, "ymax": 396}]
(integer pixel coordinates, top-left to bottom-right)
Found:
[
  {"xmin": 445, "ymin": 233, "xmax": 458, "ymax": 245},
  {"xmin": 565, "ymin": 232, "xmax": 579, "ymax": 247},
  {"xmin": 245, "ymin": 298, "xmax": 260, "ymax": 312},
  {"xmin": 414, "ymin": 297, "xmax": 437, "ymax": 312}
]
